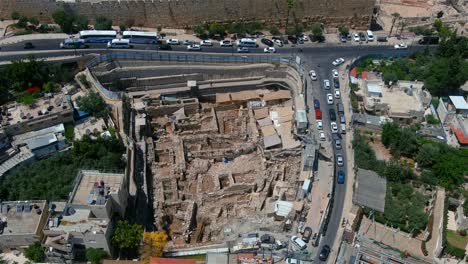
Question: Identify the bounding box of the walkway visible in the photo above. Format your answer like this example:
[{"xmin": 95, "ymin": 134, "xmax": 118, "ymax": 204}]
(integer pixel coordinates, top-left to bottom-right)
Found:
[{"xmin": 426, "ymin": 188, "xmax": 446, "ymax": 259}]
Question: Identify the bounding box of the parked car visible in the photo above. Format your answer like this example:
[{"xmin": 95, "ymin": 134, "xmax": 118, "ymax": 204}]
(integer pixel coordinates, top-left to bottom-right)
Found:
[
  {"xmin": 377, "ymin": 36, "xmax": 388, "ymax": 42},
  {"xmin": 319, "ymin": 245, "xmax": 331, "ymax": 261},
  {"xmin": 200, "ymin": 40, "xmax": 213, "ymax": 46},
  {"xmin": 313, "ymin": 99, "xmax": 320, "ymax": 109},
  {"xmin": 340, "ymin": 123, "xmax": 347, "ymax": 134},
  {"xmin": 331, "ymin": 122, "xmax": 338, "ymax": 133},
  {"xmin": 332, "ymin": 69, "xmax": 339, "ymax": 78},
  {"xmin": 309, "ymin": 70, "xmax": 318, "ymax": 81},
  {"xmin": 337, "ymin": 170, "xmax": 345, "ymax": 184},
  {"xmin": 394, "ymin": 43, "xmax": 408, "ymax": 49},
  {"xmin": 359, "ymin": 32, "xmax": 366, "ymax": 41},
  {"xmin": 319, "ymin": 131, "xmax": 326, "ymax": 141},
  {"xmin": 187, "ymin": 44, "xmax": 201, "ymax": 51},
  {"xmin": 332, "ymin": 58, "xmax": 345, "ymax": 66},
  {"xmin": 264, "ymin": 47, "xmax": 276, "ymax": 53},
  {"xmin": 329, "ymin": 109, "xmax": 336, "ymax": 121},
  {"xmin": 273, "ymin": 39, "xmax": 283, "ymax": 47},
  {"xmin": 261, "ymin": 38, "xmax": 274, "ymax": 47},
  {"xmin": 261, "ymin": 234, "xmax": 275, "ymax": 244},
  {"xmin": 24, "ymin": 42, "xmax": 35, "ymax": 49},
  {"xmin": 220, "ymin": 40, "xmax": 233, "ymax": 47},
  {"xmin": 166, "ymin": 38, "xmax": 180, "ymax": 45},
  {"xmin": 288, "ymin": 35, "xmax": 298, "ymax": 44},
  {"xmin": 316, "ymin": 120, "xmax": 323, "ymax": 130},
  {"xmin": 340, "ymin": 34, "xmax": 347, "ymax": 43},
  {"xmin": 183, "ymin": 40, "xmax": 195, "ymax": 45},
  {"xmin": 336, "ymin": 154, "xmax": 344, "ymax": 166},
  {"xmin": 291, "ymin": 236, "xmax": 307, "ymax": 250},
  {"xmin": 333, "ymin": 78, "xmax": 340, "ymax": 89},
  {"xmin": 353, "ymin": 33, "xmax": 360, "ymax": 42},
  {"xmin": 340, "ymin": 115, "xmax": 345, "ymax": 124},
  {"xmin": 324, "ymin": 79, "xmax": 331, "ymax": 89},
  {"xmin": 275, "ymin": 240, "xmax": 286, "ymax": 250},
  {"xmin": 418, "ymin": 36, "xmax": 439, "ymax": 45},
  {"xmin": 334, "ymin": 89, "xmax": 341, "ymax": 99},
  {"xmin": 302, "ymin": 227, "xmax": 312, "ymax": 243},
  {"xmin": 327, "ymin": 94, "xmax": 333, "ymax": 105},
  {"xmin": 315, "ymin": 109, "xmax": 322, "ymax": 120},
  {"xmin": 335, "ymin": 139, "xmax": 342, "ymax": 149},
  {"xmin": 237, "ymin": 47, "xmax": 250, "ymax": 53}
]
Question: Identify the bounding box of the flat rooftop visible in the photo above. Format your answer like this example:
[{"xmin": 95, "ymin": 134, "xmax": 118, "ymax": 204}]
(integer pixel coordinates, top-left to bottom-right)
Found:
[
  {"xmin": 0, "ymin": 200, "xmax": 46, "ymax": 235},
  {"xmin": 70, "ymin": 170, "xmax": 124, "ymax": 205},
  {"xmin": 46, "ymin": 207, "xmax": 109, "ymax": 234}
]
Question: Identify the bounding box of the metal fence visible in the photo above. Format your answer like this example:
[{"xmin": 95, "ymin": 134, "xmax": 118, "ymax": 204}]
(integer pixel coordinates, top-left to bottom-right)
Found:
[{"xmin": 86, "ymin": 51, "xmax": 295, "ymax": 69}]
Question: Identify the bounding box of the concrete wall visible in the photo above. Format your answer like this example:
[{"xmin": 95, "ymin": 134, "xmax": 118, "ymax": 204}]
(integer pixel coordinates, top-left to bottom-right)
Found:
[{"xmin": 0, "ymin": 0, "xmax": 374, "ymax": 28}]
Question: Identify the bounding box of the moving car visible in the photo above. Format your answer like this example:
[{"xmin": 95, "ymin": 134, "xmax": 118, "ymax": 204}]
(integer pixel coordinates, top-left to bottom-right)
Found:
[
  {"xmin": 332, "ymin": 58, "xmax": 345, "ymax": 66},
  {"xmin": 166, "ymin": 38, "xmax": 180, "ymax": 45},
  {"xmin": 316, "ymin": 120, "xmax": 323, "ymax": 130},
  {"xmin": 291, "ymin": 236, "xmax": 307, "ymax": 250},
  {"xmin": 302, "ymin": 227, "xmax": 312, "ymax": 243},
  {"xmin": 309, "ymin": 70, "xmax": 317, "ymax": 81},
  {"xmin": 200, "ymin": 39, "xmax": 213, "ymax": 46},
  {"xmin": 337, "ymin": 170, "xmax": 345, "ymax": 184},
  {"xmin": 341, "ymin": 123, "xmax": 347, "ymax": 134},
  {"xmin": 319, "ymin": 245, "xmax": 331, "ymax": 261},
  {"xmin": 329, "ymin": 109, "xmax": 336, "ymax": 121},
  {"xmin": 334, "ymin": 89, "xmax": 341, "ymax": 99},
  {"xmin": 353, "ymin": 33, "xmax": 360, "ymax": 42},
  {"xmin": 394, "ymin": 43, "xmax": 408, "ymax": 49},
  {"xmin": 264, "ymin": 47, "xmax": 276, "ymax": 53},
  {"xmin": 261, "ymin": 38, "xmax": 274, "ymax": 47},
  {"xmin": 24, "ymin": 42, "xmax": 35, "ymax": 49},
  {"xmin": 336, "ymin": 154, "xmax": 344, "ymax": 167},
  {"xmin": 332, "ymin": 69, "xmax": 339, "ymax": 78},
  {"xmin": 183, "ymin": 40, "xmax": 195, "ymax": 45},
  {"xmin": 187, "ymin": 44, "xmax": 201, "ymax": 51},
  {"xmin": 319, "ymin": 131, "xmax": 326, "ymax": 141},
  {"xmin": 237, "ymin": 47, "xmax": 250, "ymax": 53},
  {"xmin": 158, "ymin": 43, "xmax": 172, "ymax": 50},
  {"xmin": 331, "ymin": 122, "xmax": 338, "ymax": 133},
  {"xmin": 327, "ymin": 94, "xmax": 334, "ymax": 105},
  {"xmin": 324, "ymin": 79, "xmax": 331, "ymax": 90},
  {"xmin": 313, "ymin": 99, "xmax": 320, "ymax": 109},
  {"xmin": 220, "ymin": 40, "xmax": 233, "ymax": 47},
  {"xmin": 335, "ymin": 139, "xmax": 342, "ymax": 149}
]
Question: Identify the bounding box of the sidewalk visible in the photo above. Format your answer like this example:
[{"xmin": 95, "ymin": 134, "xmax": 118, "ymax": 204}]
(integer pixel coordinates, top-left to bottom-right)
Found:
[
  {"xmin": 0, "ymin": 33, "xmax": 68, "ymax": 45},
  {"xmin": 426, "ymin": 188, "xmax": 446, "ymax": 259}
]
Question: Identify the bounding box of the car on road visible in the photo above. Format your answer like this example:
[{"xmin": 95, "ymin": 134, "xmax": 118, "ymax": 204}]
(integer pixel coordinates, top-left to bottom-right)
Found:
[
  {"xmin": 183, "ymin": 40, "xmax": 195, "ymax": 45},
  {"xmin": 332, "ymin": 58, "xmax": 345, "ymax": 66},
  {"xmin": 332, "ymin": 69, "xmax": 339, "ymax": 78},
  {"xmin": 319, "ymin": 245, "xmax": 331, "ymax": 261},
  {"xmin": 309, "ymin": 70, "xmax": 318, "ymax": 81},
  {"xmin": 158, "ymin": 43, "xmax": 172, "ymax": 50},
  {"xmin": 302, "ymin": 227, "xmax": 312, "ymax": 243},
  {"xmin": 261, "ymin": 38, "xmax": 274, "ymax": 47},
  {"xmin": 313, "ymin": 99, "xmax": 320, "ymax": 109},
  {"xmin": 334, "ymin": 89, "xmax": 341, "ymax": 99},
  {"xmin": 273, "ymin": 39, "xmax": 283, "ymax": 47},
  {"xmin": 331, "ymin": 122, "xmax": 338, "ymax": 133},
  {"xmin": 333, "ymin": 78, "xmax": 340, "ymax": 89},
  {"xmin": 220, "ymin": 40, "xmax": 233, "ymax": 47},
  {"xmin": 263, "ymin": 47, "xmax": 276, "ymax": 53},
  {"xmin": 200, "ymin": 40, "xmax": 213, "ymax": 46},
  {"xmin": 315, "ymin": 109, "xmax": 322, "ymax": 120},
  {"xmin": 187, "ymin": 44, "xmax": 201, "ymax": 51},
  {"xmin": 394, "ymin": 43, "xmax": 408, "ymax": 49},
  {"xmin": 237, "ymin": 47, "xmax": 250, "ymax": 53},
  {"xmin": 341, "ymin": 123, "xmax": 347, "ymax": 134},
  {"xmin": 329, "ymin": 109, "xmax": 336, "ymax": 121},
  {"xmin": 337, "ymin": 170, "xmax": 345, "ymax": 184},
  {"xmin": 336, "ymin": 154, "xmax": 344, "ymax": 167},
  {"xmin": 319, "ymin": 131, "xmax": 326, "ymax": 141},
  {"xmin": 324, "ymin": 79, "xmax": 331, "ymax": 90},
  {"xmin": 353, "ymin": 33, "xmax": 360, "ymax": 42},
  {"xmin": 316, "ymin": 120, "xmax": 323, "ymax": 130},
  {"xmin": 24, "ymin": 42, "xmax": 35, "ymax": 49},
  {"xmin": 327, "ymin": 94, "xmax": 334, "ymax": 105},
  {"xmin": 166, "ymin": 38, "xmax": 180, "ymax": 45},
  {"xmin": 335, "ymin": 138, "xmax": 342, "ymax": 149},
  {"xmin": 339, "ymin": 115, "xmax": 345, "ymax": 124},
  {"xmin": 291, "ymin": 236, "xmax": 307, "ymax": 250}
]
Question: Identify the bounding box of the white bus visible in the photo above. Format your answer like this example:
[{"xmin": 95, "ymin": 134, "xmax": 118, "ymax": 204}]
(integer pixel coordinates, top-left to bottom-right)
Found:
[
  {"xmin": 107, "ymin": 38, "xmax": 131, "ymax": 49},
  {"xmin": 60, "ymin": 38, "xmax": 87, "ymax": 49},
  {"xmin": 236, "ymin": 38, "xmax": 258, "ymax": 48},
  {"xmin": 79, "ymin": 30, "xmax": 117, "ymax": 43},
  {"xmin": 122, "ymin": 31, "xmax": 158, "ymax": 44}
]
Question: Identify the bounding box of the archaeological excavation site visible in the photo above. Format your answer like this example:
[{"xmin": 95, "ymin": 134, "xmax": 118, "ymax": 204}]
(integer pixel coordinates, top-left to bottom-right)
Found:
[{"xmin": 87, "ymin": 56, "xmax": 312, "ymax": 250}]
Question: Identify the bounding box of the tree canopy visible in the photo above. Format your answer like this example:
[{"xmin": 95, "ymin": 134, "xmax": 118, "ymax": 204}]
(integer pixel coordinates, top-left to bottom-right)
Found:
[
  {"xmin": 112, "ymin": 220, "xmax": 144, "ymax": 254},
  {"xmin": 75, "ymin": 91, "xmax": 110, "ymax": 119},
  {"xmin": 86, "ymin": 248, "xmax": 108, "ymax": 264},
  {"xmin": 52, "ymin": 9, "xmax": 89, "ymax": 33},
  {"xmin": 25, "ymin": 242, "xmax": 45, "ymax": 262},
  {"xmin": 94, "ymin": 16, "xmax": 113, "ymax": 30}
]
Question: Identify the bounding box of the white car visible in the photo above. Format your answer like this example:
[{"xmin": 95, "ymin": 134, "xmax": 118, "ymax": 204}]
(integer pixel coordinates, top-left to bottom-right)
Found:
[
  {"xmin": 200, "ymin": 40, "xmax": 213, "ymax": 46},
  {"xmin": 264, "ymin": 47, "xmax": 276, "ymax": 53},
  {"xmin": 327, "ymin": 94, "xmax": 334, "ymax": 105},
  {"xmin": 336, "ymin": 154, "xmax": 344, "ymax": 167},
  {"xmin": 273, "ymin": 39, "xmax": 283, "ymax": 47},
  {"xmin": 183, "ymin": 40, "xmax": 195, "ymax": 45},
  {"xmin": 334, "ymin": 89, "xmax": 341, "ymax": 99},
  {"xmin": 220, "ymin": 40, "xmax": 232, "ymax": 47},
  {"xmin": 319, "ymin": 131, "xmax": 326, "ymax": 141},
  {"xmin": 187, "ymin": 44, "xmax": 201, "ymax": 51},
  {"xmin": 166, "ymin": 38, "xmax": 180, "ymax": 45},
  {"xmin": 353, "ymin": 33, "xmax": 360, "ymax": 42},
  {"xmin": 324, "ymin": 79, "xmax": 331, "ymax": 90},
  {"xmin": 331, "ymin": 122, "xmax": 338, "ymax": 133},
  {"xmin": 316, "ymin": 120, "xmax": 323, "ymax": 130},
  {"xmin": 332, "ymin": 69, "xmax": 339, "ymax": 78},
  {"xmin": 309, "ymin": 70, "xmax": 317, "ymax": 81},
  {"xmin": 394, "ymin": 43, "xmax": 408, "ymax": 49},
  {"xmin": 332, "ymin": 58, "xmax": 345, "ymax": 66},
  {"xmin": 340, "ymin": 123, "xmax": 347, "ymax": 134}
]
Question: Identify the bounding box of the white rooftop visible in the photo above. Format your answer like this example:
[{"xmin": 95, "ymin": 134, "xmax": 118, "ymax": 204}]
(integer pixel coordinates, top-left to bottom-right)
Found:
[
  {"xmin": 367, "ymin": 82, "xmax": 382, "ymax": 94},
  {"xmin": 449, "ymin": 96, "xmax": 468, "ymax": 110}
]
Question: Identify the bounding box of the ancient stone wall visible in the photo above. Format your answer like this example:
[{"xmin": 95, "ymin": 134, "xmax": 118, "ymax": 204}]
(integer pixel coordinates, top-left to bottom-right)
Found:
[{"xmin": 0, "ymin": 0, "xmax": 375, "ymax": 28}]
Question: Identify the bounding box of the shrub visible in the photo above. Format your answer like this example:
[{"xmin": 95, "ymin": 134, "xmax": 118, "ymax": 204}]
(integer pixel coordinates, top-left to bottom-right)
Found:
[
  {"xmin": 11, "ymin": 11, "xmax": 20, "ymax": 20},
  {"xmin": 269, "ymin": 26, "xmax": 280, "ymax": 36},
  {"xmin": 25, "ymin": 242, "xmax": 44, "ymax": 262}
]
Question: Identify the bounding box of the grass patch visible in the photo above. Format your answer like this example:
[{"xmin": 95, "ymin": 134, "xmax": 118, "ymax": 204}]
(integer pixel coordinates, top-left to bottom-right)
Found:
[
  {"xmin": 177, "ymin": 254, "xmax": 206, "ymax": 261},
  {"xmin": 447, "ymin": 230, "xmax": 468, "ymax": 250}
]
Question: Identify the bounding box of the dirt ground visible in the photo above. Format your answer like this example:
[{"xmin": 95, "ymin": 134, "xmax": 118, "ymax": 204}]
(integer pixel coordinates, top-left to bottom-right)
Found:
[{"xmin": 368, "ymin": 140, "xmax": 392, "ymax": 161}]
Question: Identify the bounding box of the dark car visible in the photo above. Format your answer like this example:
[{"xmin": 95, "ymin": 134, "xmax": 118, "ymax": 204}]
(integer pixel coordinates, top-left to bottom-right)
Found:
[
  {"xmin": 333, "ymin": 78, "xmax": 340, "ymax": 89},
  {"xmin": 247, "ymin": 233, "xmax": 259, "ymax": 238},
  {"xmin": 319, "ymin": 245, "xmax": 331, "ymax": 261},
  {"xmin": 337, "ymin": 170, "xmax": 345, "ymax": 184},
  {"xmin": 288, "ymin": 35, "xmax": 298, "ymax": 44},
  {"xmin": 260, "ymin": 234, "xmax": 275, "ymax": 244},
  {"xmin": 329, "ymin": 109, "xmax": 336, "ymax": 121},
  {"xmin": 340, "ymin": 34, "xmax": 347, "ymax": 43},
  {"xmin": 359, "ymin": 32, "xmax": 366, "ymax": 41},
  {"xmin": 158, "ymin": 43, "xmax": 172, "ymax": 50},
  {"xmin": 377, "ymin": 36, "xmax": 388, "ymax": 42},
  {"xmin": 313, "ymin": 99, "xmax": 320, "ymax": 110},
  {"xmin": 261, "ymin": 38, "xmax": 274, "ymax": 47},
  {"xmin": 418, "ymin": 36, "xmax": 439, "ymax": 45},
  {"xmin": 302, "ymin": 227, "xmax": 312, "ymax": 243},
  {"xmin": 24, "ymin": 42, "xmax": 35, "ymax": 49}
]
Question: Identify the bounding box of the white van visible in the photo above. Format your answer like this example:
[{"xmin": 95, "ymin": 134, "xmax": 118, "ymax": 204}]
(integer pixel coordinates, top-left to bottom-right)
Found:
[
  {"xmin": 366, "ymin": 30, "xmax": 374, "ymax": 41},
  {"xmin": 291, "ymin": 236, "xmax": 307, "ymax": 250}
]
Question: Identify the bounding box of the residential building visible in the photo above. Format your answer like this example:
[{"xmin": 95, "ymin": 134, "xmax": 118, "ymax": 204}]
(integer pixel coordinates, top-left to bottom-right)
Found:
[
  {"xmin": 352, "ymin": 113, "xmax": 391, "ymax": 132},
  {"xmin": 437, "ymin": 96, "xmax": 468, "ymax": 146},
  {"xmin": 44, "ymin": 232, "xmax": 75, "ymax": 264},
  {"xmin": 0, "ymin": 200, "xmax": 49, "ymax": 250},
  {"xmin": 13, "ymin": 123, "xmax": 67, "ymax": 158}
]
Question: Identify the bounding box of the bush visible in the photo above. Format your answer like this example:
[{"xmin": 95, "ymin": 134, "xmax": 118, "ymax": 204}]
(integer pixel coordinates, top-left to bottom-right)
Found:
[
  {"xmin": 25, "ymin": 242, "xmax": 44, "ymax": 262},
  {"xmin": 426, "ymin": 114, "xmax": 440, "ymax": 124},
  {"xmin": 11, "ymin": 11, "xmax": 20, "ymax": 20},
  {"xmin": 119, "ymin": 24, "xmax": 126, "ymax": 32},
  {"xmin": 86, "ymin": 248, "xmax": 107, "ymax": 264},
  {"xmin": 269, "ymin": 26, "xmax": 280, "ymax": 36},
  {"xmin": 16, "ymin": 16, "xmax": 28, "ymax": 28},
  {"xmin": 94, "ymin": 16, "xmax": 112, "ymax": 30},
  {"xmin": 65, "ymin": 125, "xmax": 75, "ymax": 140},
  {"xmin": 78, "ymin": 74, "xmax": 90, "ymax": 88},
  {"xmin": 29, "ymin": 17, "xmax": 39, "ymax": 26}
]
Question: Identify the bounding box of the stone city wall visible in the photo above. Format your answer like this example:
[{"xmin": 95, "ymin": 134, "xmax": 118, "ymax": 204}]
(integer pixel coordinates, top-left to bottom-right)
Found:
[{"xmin": 0, "ymin": 0, "xmax": 375, "ymax": 28}]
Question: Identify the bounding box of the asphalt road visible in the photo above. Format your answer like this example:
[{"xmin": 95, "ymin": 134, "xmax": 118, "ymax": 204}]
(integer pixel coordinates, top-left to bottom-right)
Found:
[{"xmin": 0, "ymin": 39, "xmax": 427, "ymax": 263}]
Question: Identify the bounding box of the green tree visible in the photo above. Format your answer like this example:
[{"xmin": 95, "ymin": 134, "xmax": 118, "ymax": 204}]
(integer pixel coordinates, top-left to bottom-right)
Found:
[
  {"xmin": 156, "ymin": 25, "xmax": 162, "ymax": 32},
  {"xmin": 94, "ymin": 16, "xmax": 112, "ymax": 30},
  {"xmin": 208, "ymin": 22, "xmax": 225, "ymax": 36},
  {"xmin": 52, "ymin": 9, "xmax": 74, "ymax": 33},
  {"xmin": 25, "ymin": 242, "xmax": 44, "ymax": 262},
  {"xmin": 269, "ymin": 26, "xmax": 280, "ymax": 36},
  {"xmin": 16, "ymin": 16, "xmax": 28, "ymax": 28},
  {"xmin": 119, "ymin": 24, "xmax": 126, "ymax": 32},
  {"xmin": 11, "ymin": 11, "xmax": 20, "ymax": 20},
  {"xmin": 194, "ymin": 24, "xmax": 205, "ymax": 36},
  {"xmin": 86, "ymin": 248, "xmax": 108, "ymax": 264},
  {"xmin": 42, "ymin": 81, "xmax": 58, "ymax": 92},
  {"xmin": 75, "ymin": 91, "xmax": 110, "ymax": 119},
  {"xmin": 310, "ymin": 23, "xmax": 324, "ymax": 42},
  {"xmin": 228, "ymin": 22, "xmax": 246, "ymax": 34},
  {"xmin": 285, "ymin": 0, "xmax": 296, "ymax": 29},
  {"xmin": 338, "ymin": 25, "xmax": 349, "ymax": 36},
  {"xmin": 74, "ymin": 15, "xmax": 89, "ymax": 31},
  {"xmin": 112, "ymin": 220, "xmax": 143, "ymax": 257},
  {"xmin": 29, "ymin": 17, "xmax": 40, "ymax": 26},
  {"xmin": 416, "ymin": 143, "xmax": 440, "ymax": 167},
  {"xmin": 381, "ymin": 122, "xmax": 400, "ymax": 148},
  {"xmin": 245, "ymin": 21, "xmax": 262, "ymax": 35}
]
